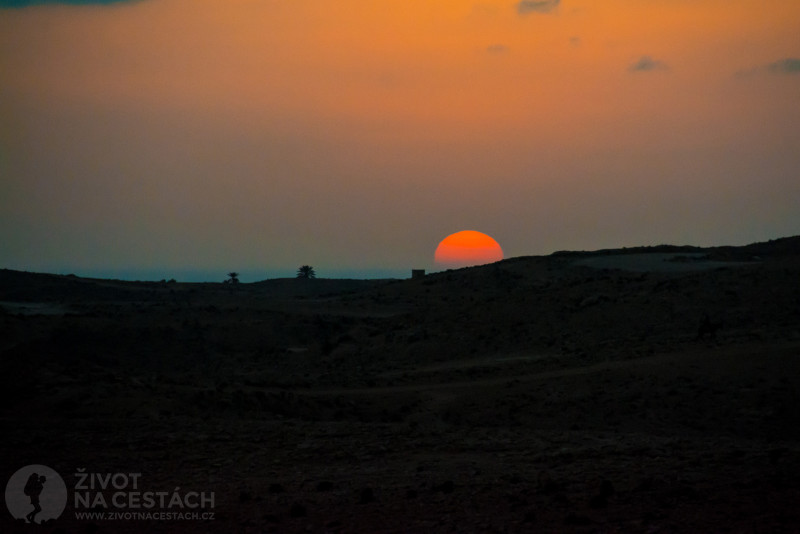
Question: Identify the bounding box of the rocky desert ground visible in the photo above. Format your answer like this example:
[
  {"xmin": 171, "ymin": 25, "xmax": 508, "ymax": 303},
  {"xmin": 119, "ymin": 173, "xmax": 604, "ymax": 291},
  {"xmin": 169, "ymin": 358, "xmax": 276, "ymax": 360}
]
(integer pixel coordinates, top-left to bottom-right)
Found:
[{"xmin": 2, "ymin": 237, "xmax": 800, "ymax": 533}]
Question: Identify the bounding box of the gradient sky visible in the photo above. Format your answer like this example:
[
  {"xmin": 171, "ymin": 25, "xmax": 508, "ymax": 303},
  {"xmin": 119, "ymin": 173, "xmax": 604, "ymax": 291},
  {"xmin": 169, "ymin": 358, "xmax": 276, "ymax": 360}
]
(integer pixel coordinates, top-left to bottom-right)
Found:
[{"xmin": 1, "ymin": 0, "xmax": 798, "ymax": 280}]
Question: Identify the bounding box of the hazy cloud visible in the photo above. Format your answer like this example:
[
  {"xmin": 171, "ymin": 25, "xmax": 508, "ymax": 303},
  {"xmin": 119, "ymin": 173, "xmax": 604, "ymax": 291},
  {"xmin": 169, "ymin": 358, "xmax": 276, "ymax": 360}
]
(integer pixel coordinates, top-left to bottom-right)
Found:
[
  {"xmin": 628, "ymin": 56, "xmax": 669, "ymax": 73},
  {"xmin": 735, "ymin": 57, "xmax": 800, "ymax": 78},
  {"xmin": 0, "ymin": 0, "xmax": 136, "ymax": 6},
  {"xmin": 516, "ymin": 0, "xmax": 559, "ymax": 15},
  {"xmin": 486, "ymin": 44, "xmax": 509, "ymax": 55},
  {"xmin": 767, "ymin": 58, "xmax": 800, "ymax": 74}
]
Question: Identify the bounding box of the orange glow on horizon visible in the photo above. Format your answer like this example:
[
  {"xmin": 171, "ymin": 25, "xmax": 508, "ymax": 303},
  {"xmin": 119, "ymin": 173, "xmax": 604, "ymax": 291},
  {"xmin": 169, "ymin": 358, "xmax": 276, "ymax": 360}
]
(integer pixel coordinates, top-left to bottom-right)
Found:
[
  {"xmin": 435, "ymin": 230, "xmax": 504, "ymax": 269},
  {"xmin": 1, "ymin": 0, "xmax": 798, "ymax": 275}
]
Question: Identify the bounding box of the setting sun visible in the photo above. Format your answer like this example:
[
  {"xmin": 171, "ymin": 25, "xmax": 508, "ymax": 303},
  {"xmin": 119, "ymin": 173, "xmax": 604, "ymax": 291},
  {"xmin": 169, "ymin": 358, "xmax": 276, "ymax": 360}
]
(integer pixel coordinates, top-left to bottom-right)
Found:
[{"xmin": 434, "ymin": 230, "xmax": 504, "ymax": 269}]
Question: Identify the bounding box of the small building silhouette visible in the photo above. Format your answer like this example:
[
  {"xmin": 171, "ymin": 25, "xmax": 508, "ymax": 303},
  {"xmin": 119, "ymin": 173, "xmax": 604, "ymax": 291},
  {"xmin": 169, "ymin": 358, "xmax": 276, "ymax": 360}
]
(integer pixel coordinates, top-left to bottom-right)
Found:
[{"xmin": 411, "ymin": 269, "xmax": 425, "ymax": 279}]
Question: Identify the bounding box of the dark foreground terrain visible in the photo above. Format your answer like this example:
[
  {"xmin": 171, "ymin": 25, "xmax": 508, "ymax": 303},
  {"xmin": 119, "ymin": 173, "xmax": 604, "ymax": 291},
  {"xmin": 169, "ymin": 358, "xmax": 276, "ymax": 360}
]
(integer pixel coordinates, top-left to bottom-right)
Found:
[{"xmin": 2, "ymin": 237, "xmax": 800, "ymax": 533}]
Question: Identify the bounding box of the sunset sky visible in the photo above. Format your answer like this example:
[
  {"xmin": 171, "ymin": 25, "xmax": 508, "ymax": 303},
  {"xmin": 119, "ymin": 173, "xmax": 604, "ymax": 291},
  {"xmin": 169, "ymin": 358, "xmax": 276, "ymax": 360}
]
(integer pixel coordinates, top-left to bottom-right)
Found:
[{"xmin": 1, "ymin": 0, "xmax": 798, "ymax": 280}]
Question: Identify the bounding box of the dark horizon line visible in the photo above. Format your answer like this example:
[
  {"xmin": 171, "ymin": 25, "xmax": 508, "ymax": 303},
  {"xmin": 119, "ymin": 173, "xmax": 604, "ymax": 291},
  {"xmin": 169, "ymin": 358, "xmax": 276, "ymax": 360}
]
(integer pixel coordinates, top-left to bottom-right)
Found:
[{"xmin": 3, "ymin": 233, "xmax": 798, "ymax": 284}]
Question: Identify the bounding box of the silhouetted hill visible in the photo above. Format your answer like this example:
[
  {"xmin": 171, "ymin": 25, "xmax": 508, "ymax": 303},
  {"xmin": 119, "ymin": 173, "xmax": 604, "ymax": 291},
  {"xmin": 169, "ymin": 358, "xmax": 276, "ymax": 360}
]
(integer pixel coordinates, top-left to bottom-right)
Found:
[
  {"xmin": 0, "ymin": 268, "xmax": 396, "ymax": 302},
  {"xmin": 0, "ymin": 268, "xmax": 148, "ymax": 302},
  {"xmin": 249, "ymin": 277, "xmax": 394, "ymax": 297},
  {"xmin": 550, "ymin": 243, "xmax": 704, "ymax": 258},
  {"xmin": 2, "ymin": 236, "xmax": 800, "ymax": 533},
  {"xmin": 547, "ymin": 235, "xmax": 800, "ymax": 260},
  {"xmin": 738, "ymin": 235, "xmax": 800, "ymax": 256},
  {"xmin": 3, "ymin": 235, "xmax": 796, "ymax": 297}
]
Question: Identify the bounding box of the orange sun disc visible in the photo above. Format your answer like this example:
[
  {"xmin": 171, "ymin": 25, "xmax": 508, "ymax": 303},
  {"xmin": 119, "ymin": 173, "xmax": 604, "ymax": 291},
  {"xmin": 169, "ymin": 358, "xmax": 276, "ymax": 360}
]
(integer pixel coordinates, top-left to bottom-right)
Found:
[{"xmin": 434, "ymin": 230, "xmax": 504, "ymax": 269}]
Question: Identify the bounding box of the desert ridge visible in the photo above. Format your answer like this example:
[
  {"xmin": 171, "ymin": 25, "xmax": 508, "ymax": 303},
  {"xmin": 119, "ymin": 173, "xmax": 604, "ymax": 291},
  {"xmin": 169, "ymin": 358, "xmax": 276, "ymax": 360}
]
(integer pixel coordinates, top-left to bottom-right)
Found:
[{"xmin": 1, "ymin": 236, "xmax": 800, "ymax": 532}]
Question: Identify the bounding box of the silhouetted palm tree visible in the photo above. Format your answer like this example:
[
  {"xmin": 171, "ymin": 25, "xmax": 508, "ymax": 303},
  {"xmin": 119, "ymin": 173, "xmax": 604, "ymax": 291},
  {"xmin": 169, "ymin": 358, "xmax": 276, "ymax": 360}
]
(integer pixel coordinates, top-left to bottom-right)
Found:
[
  {"xmin": 226, "ymin": 272, "xmax": 240, "ymax": 284},
  {"xmin": 296, "ymin": 265, "xmax": 316, "ymax": 279}
]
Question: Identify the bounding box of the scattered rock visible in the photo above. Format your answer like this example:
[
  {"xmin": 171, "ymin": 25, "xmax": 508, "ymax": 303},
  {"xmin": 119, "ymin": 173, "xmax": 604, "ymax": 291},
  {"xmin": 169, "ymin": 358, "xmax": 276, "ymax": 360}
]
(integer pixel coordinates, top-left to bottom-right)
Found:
[
  {"xmin": 359, "ymin": 487, "xmax": 375, "ymax": 504},
  {"xmin": 523, "ymin": 509, "xmax": 537, "ymax": 523},
  {"xmin": 433, "ymin": 480, "xmax": 454, "ymax": 494},
  {"xmin": 538, "ymin": 476, "xmax": 561, "ymax": 495},
  {"xmin": 564, "ymin": 513, "xmax": 593, "ymax": 526},
  {"xmin": 289, "ymin": 502, "xmax": 307, "ymax": 518},
  {"xmin": 316, "ymin": 480, "xmax": 335, "ymax": 492},
  {"xmin": 636, "ymin": 477, "xmax": 655, "ymax": 492},
  {"xmin": 325, "ymin": 519, "xmax": 343, "ymax": 532},
  {"xmin": 589, "ymin": 478, "xmax": 615, "ymax": 508}
]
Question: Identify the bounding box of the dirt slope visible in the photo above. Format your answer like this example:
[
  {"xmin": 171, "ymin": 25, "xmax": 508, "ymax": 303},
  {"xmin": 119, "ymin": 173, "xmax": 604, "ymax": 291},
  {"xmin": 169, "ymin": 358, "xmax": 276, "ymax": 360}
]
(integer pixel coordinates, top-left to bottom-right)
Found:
[{"xmin": 2, "ymin": 238, "xmax": 800, "ymax": 532}]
